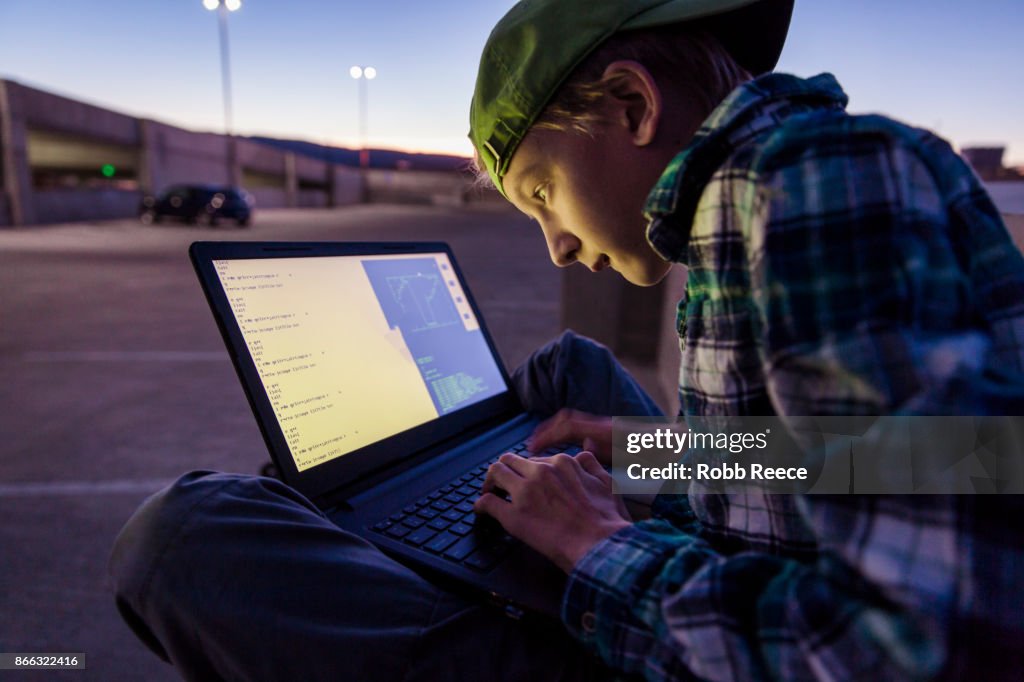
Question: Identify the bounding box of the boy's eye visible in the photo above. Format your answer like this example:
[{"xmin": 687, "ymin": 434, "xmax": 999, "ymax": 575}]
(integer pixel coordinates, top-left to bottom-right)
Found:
[{"xmin": 532, "ymin": 183, "xmax": 548, "ymax": 203}]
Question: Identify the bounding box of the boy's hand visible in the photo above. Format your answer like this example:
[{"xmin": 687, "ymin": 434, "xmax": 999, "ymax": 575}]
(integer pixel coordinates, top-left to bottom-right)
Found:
[
  {"xmin": 528, "ymin": 409, "xmax": 613, "ymax": 465},
  {"xmin": 473, "ymin": 450, "xmax": 631, "ymax": 573}
]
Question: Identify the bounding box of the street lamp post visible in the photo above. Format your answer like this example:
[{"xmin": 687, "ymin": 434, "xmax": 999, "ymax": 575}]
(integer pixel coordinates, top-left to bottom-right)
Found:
[
  {"xmin": 349, "ymin": 65, "xmax": 377, "ymax": 169},
  {"xmin": 203, "ymin": 0, "xmax": 241, "ymax": 136}
]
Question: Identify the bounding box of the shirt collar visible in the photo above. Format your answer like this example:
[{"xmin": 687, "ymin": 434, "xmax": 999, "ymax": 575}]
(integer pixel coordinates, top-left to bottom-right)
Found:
[{"xmin": 644, "ymin": 72, "xmax": 849, "ymax": 263}]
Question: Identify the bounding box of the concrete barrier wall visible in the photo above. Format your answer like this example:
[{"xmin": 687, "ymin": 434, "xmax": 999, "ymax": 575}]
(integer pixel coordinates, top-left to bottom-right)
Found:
[
  {"xmin": 2, "ymin": 81, "xmax": 43, "ymax": 224},
  {"xmin": 297, "ymin": 189, "xmax": 328, "ymax": 208},
  {"xmin": 141, "ymin": 120, "xmax": 231, "ymax": 191},
  {"xmin": 16, "ymin": 82, "xmax": 139, "ymax": 146},
  {"xmin": 331, "ymin": 165, "xmax": 363, "ymax": 206},
  {"xmin": 236, "ymin": 137, "xmax": 285, "ymax": 176},
  {"xmin": 32, "ymin": 188, "xmax": 140, "ymax": 224},
  {"xmin": 294, "ymin": 154, "xmax": 327, "ymax": 183},
  {"xmin": 367, "ymin": 168, "xmax": 465, "ymax": 192},
  {"xmin": 366, "ymin": 169, "xmax": 470, "ymax": 204},
  {"xmin": 249, "ymin": 187, "xmax": 287, "ymax": 209}
]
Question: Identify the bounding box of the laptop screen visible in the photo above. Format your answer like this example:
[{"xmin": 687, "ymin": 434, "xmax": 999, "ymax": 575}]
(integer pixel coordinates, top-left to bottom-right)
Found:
[{"xmin": 212, "ymin": 252, "xmax": 509, "ymax": 473}]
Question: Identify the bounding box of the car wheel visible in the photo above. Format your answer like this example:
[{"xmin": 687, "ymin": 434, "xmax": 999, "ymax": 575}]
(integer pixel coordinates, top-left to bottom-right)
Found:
[
  {"xmin": 139, "ymin": 210, "xmax": 155, "ymax": 225},
  {"xmin": 236, "ymin": 217, "xmax": 250, "ymax": 228}
]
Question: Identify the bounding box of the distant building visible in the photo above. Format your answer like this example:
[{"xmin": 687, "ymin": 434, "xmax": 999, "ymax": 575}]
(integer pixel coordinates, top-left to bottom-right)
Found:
[
  {"xmin": 962, "ymin": 147, "xmax": 1004, "ymax": 180},
  {"xmin": 962, "ymin": 146, "xmax": 1023, "ymax": 182}
]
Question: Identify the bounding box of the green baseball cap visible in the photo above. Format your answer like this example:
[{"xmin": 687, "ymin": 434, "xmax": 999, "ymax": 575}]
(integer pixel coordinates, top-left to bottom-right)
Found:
[{"xmin": 469, "ymin": 0, "xmax": 794, "ymax": 197}]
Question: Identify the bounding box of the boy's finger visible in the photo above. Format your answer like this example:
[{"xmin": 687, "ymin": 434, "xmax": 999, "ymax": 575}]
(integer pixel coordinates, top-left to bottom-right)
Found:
[
  {"xmin": 497, "ymin": 451, "xmax": 532, "ymax": 471},
  {"xmin": 575, "ymin": 450, "xmax": 610, "ymax": 483},
  {"xmin": 484, "ymin": 458, "xmax": 526, "ymax": 496},
  {"xmin": 473, "ymin": 492, "xmax": 513, "ymax": 528}
]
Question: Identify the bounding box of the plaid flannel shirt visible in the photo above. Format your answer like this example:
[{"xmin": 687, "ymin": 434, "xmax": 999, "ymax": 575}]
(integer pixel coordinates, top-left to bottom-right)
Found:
[{"xmin": 562, "ymin": 73, "xmax": 1024, "ymax": 680}]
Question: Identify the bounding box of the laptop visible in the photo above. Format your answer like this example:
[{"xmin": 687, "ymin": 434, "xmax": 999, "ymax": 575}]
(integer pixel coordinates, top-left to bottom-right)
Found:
[{"xmin": 189, "ymin": 241, "xmax": 573, "ymax": 620}]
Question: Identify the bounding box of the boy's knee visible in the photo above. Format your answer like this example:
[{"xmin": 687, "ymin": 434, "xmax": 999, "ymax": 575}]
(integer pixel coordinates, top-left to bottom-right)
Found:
[
  {"xmin": 558, "ymin": 328, "xmax": 612, "ymax": 357},
  {"xmin": 109, "ymin": 471, "xmax": 231, "ymax": 589},
  {"xmin": 109, "ymin": 471, "xmax": 319, "ymax": 595},
  {"xmin": 108, "ymin": 472, "xmax": 331, "ymax": 673},
  {"xmin": 544, "ymin": 329, "xmax": 619, "ymax": 381},
  {"xmin": 108, "ymin": 471, "xmax": 242, "ymax": 664}
]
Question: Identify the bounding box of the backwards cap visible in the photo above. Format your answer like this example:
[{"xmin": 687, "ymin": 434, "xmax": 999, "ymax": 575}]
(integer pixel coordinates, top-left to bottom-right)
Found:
[{"xmin": 469, "ymin": 0, "xmax": 794, "ymax": 197}]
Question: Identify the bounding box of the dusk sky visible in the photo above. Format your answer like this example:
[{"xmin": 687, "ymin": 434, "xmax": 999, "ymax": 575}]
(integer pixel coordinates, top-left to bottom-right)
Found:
[{"xmin": 1, "ymin": 0, "xmax": 1021, "ymax": 164}]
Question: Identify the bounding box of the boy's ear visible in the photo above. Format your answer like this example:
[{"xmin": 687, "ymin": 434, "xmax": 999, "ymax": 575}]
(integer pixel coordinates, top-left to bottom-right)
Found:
[{"xmin": 601, "ymin": 60, "xmax": 662, "ymax": 147}]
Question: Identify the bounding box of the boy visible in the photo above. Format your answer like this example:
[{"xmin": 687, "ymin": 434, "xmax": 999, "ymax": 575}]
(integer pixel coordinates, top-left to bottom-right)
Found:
[
  {"xmin": 468, "ymin": 0, "xmax": 1024, "ymax": 678},
  {"xmin": 110, "ymin": 0, "xmax": 1024, "ymax": 679}
]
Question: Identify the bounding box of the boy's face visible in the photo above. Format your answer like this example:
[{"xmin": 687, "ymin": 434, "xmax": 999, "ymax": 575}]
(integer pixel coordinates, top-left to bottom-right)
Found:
[{"xmin": 502, "ymin": 124, "xmax": 674, "ymax": 286}]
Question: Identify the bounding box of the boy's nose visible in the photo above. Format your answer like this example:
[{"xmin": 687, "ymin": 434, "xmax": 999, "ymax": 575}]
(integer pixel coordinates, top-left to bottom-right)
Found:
[{"xmin": 542, "ymin": 225, "xmax": 580, "ymax": 268}]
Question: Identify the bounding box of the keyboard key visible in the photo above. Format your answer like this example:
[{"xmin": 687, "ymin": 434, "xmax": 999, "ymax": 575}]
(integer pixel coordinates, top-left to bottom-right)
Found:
[
  {"xmin": 371, "ymin": 520, "xmax": 392, "ymax": 533},
  {"xmin": 449, "ymin": 522, "xmax": 474, "ymax": 536},
  {"xmin": 443, "ymin": 492, "xmax": 464, "ymax": 504},
  {"xmin": 430, "ymin": 500, "xmax": 451, "ymax": 512},
  {"xmin": 454, "ymin": 501, "xmax": 475, "ymax": 514},
  {"xmin": 441, "ymin": 484, "xmax": 456, "ymax": 494},
  {"xmin": 405, "ymin": 526, "xmax": 437, "ymax": 547},
  {"xmin": 403, "ymin": 505, "xmax": 418, "ymax": 515},
  {"xmin": 385, "ymin": 524, "xmax": 411, "ymax": 539},
  {"xmin": 403, "ymin": 516, "xmax": 425, "ymax": 529},
  {"xmin": 441, "ymin": 509, "xmax": 463, "ymax": 523},
  {"xmin": 427, "ymin": 517, "xmax": 450, "ymax": 531},
  {"xmin": 428, "ymin": 491, "xmax": 443, "ymax": 501},
  {"xmin": 444, "ymin": 535, "xmax": 479, "ymax": 561},
  {"xmin": 457, "ymin": 484, "xmax": 478, "ymax": 496},
  {"xmin": 425, "ymin": 532, "xmax": 459, "ymax": 554},
  {"xmin": 389, "ymin": 512, "xmax": 407, "ymax": 523},
  {"xmin": 416, "ymin": 508, "xmax": 438, "ymax": 520}
]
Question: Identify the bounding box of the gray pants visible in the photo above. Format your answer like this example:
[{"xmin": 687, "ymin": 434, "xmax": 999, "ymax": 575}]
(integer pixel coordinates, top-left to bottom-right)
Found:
[{"xmin": 109, "ymin": 331, "xmax": 663, "ymax": 681}]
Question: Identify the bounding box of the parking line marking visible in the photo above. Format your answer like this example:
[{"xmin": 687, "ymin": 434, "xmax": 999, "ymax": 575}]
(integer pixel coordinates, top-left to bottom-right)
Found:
[{"xmin": 0, "ymin": 479, "xmax": 173, "ymax": 497}]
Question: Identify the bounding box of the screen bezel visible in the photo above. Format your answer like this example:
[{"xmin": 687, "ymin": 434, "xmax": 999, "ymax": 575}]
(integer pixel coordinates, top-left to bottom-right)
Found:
[{"xmin": 189, "ymin": 241, "xmax": 522, "ymax": 501}]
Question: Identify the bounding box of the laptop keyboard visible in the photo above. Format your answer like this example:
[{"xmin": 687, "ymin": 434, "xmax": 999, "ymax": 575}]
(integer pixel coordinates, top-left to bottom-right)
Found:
[{"xmin": 369, "ymin": 441, "xmax": 580, "ymax": 572}]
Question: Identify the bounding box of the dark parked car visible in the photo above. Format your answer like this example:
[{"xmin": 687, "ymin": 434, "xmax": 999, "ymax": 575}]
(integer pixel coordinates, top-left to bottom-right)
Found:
[{"xmin": 140, "ymin": 184, "xmax": 253, "ymax": 227}]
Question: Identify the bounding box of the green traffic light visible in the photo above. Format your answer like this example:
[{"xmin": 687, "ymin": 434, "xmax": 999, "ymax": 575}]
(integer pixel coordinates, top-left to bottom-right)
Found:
[{"xmin": 101, "ymin": 164, "xmax": 116, "ymax": 178}]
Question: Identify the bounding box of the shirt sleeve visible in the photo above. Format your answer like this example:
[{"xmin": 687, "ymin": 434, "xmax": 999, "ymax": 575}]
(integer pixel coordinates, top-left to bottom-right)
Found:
[{"xmin": 560, "ymin": 127, "xmax": 1006, "ymax": 681}]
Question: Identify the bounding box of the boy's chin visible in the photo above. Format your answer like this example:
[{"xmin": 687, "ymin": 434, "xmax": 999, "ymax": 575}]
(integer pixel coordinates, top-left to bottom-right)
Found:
[{"xmin": 621, "ymin": 260, "xmax": 673, "ymax": 287}]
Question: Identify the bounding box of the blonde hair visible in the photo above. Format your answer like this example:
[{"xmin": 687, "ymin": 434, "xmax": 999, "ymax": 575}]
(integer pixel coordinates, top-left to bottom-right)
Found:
[{"xmin": 471, "ymin": 25, "xmax": 750, "ymax": 189}]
